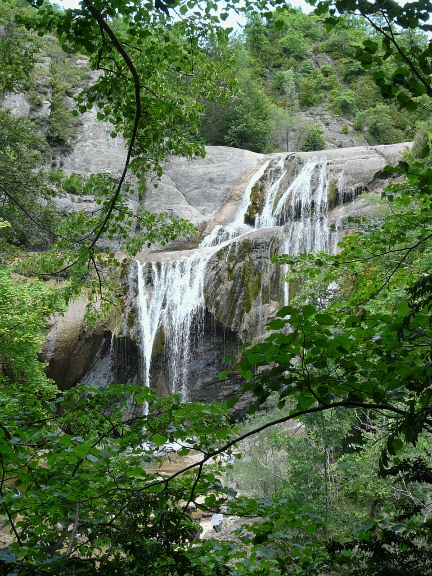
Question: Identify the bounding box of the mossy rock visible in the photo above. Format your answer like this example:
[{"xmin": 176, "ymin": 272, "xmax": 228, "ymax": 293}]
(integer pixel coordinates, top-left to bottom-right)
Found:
[
  {"xmin": 151, "ymin": 326, "xmax": 165, "ymax": 357},
  {"xmin": 244, "ymin": 264, "xmax": 262, "ymax": 314},
  {"xmin": 245, "ymin": 180, "xmax": 266, "ymax": 226},
  {"xmin": 327, "ymin": 178, "xmax": 338, "ymax": 208},
  {"xmin": 127, "ymin": 305, "xmax": 137, "ymax": 329}
]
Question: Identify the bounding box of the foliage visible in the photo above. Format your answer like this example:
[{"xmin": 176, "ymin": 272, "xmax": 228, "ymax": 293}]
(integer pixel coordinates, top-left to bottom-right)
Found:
[
  {"xmin": 410, "ymin": 117, "xmax": 432, "ymax": 166},
  {"xmin": 238, "ymin": 1, "xmax": 432, "ymax": 150},
  {"xmin": 267, "ymin": 105, "xmax": 308, "ymax": 152},
  {"xmin": 270, "ymin": 69, "xmax": 298, "ymax": 111},
  {"xmin": 0, "ymin": 109, "xmax": 62, "ymax": 252},
  {"xmin": 0, "ymin": 0, "xmax": 37, "ymax": 95},
  {"xmin": 199, "ymin": 41, "xmax": 273, "ymax": 153},
  {"xmin": 2, "ymin": 0, "xmax": 432, "ymax": 574},
  {"xmin": 0, "ymin": 268, "xmax": 63, "ymax": 404},
  {"xmin": 354, "ymin": 103, "xmax": 405, "ymax": 144},
  {"xmin": 220, "ymin": 153, "xmax": 432, "ymax": 570},
  {"xmin": 298, "ymin": 66, "xmax": 340, "ymax": 108},
  {"xmin": 244, "ymin": 8, "xmax": 321, "ymax": 71},
  {"xmin": 300, "ymin": 121, "xmax": 325, "ymax": 151},
  {"xmin": 0, "ymin": 375, "xmax": 236, "ymax": 574},
  {"xmin": 223, "ymin": 71, "xmax": 272, "ymax": 152},
  {"xmin": 330, "ymin": 88, "xmax": 356, "ymax": 116},
  {"xmin": 0, "ymin": 0, "xmax": 235, "ymax": 295},
  {"xmin": 44, "ymin": 62, "xmax": 80, "ymax": 151},
  {"xmin": 311, "ymin": 0, "xmax": 432, "ymax": 109}
]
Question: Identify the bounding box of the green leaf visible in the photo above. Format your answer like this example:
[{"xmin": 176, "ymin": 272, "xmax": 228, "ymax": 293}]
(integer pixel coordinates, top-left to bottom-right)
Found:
[
  {"xmin": 224, "ymin": 395, "xmax": 238, "ymax": 408},
  {"xmin": 86, "ymin": 453, "xmax": 99, "ymax": 463},
  {"xmin": 304, "ymin": 522, "xmax": 317, "ymax": 535},
  {"xmin": 301, "ymin": 305, "xmax": 316, "ymax": 317},
  {"xmin": 315, "ymin": 313, "xmax": 333, "ymax": 326},
  {"xmin": 151, "ymin": 433, "xmax": 168, "ymax": 446}
]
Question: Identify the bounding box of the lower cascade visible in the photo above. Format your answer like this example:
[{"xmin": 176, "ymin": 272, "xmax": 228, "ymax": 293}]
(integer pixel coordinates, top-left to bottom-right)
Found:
[
  {"xmin": 136, "ymin": 252, "xmax": 212, "ymax": 400},
  {"xmin": 45, "ymin": 144, "xmax": 410, "ymax": 403}
]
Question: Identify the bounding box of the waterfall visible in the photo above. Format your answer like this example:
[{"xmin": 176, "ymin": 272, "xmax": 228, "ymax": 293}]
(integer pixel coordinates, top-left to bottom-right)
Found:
[
  {"xmin": 134, "ymin": 160, "xmax": 278, "ymax": 399},
  {"xmin": 133, "ymin": 155, "xmax": 346, "ymax": 398},
  {"xmin": 136, "ymin": 260, "xmax": 168, "ymax": 392},
  {"xmin": 201, "ymin": 159, "xmax": 271, "ymax": 248},
  {"xmin": 255, "ymin": 156, "xmax": 286, "ymax": 229},
  {"xmin": 258, "ymin": 159, "xmax": 331, "ymax": 252},
  {"xmin": 253, "ymin": 158, "xmax": 332, "ymax": 305}
]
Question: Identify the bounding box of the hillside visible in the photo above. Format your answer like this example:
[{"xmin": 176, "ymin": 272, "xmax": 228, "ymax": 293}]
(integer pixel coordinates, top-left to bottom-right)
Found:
[{"xmin": 2, "ymin": 2, "xmax": 428, "ymax": 164}]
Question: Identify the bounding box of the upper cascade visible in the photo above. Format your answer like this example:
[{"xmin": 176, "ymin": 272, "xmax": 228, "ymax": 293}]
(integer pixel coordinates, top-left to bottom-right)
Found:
[{"xmin": 142, "ymin": 143, "xmax": 410, "ymax": 235}]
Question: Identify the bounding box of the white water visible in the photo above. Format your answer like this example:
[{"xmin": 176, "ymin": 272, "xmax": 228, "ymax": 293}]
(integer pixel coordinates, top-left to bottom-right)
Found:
[
  {"xmin": 201, "ymin": 159, "xmax": 271, "ymax": 248},
  {"xmin": 136, "ymin": 249, "xmax": 215, "ymax": 400},
  {"xmin": 254, "ymin": 158, "xmax": 332, "ymax": 305},
  {"xmin": 135, "ymin": 155, "xmax": 343, "ymax": 398},
  {"xmin": 255, "ymin": 156, "xmax": 286, "ymax": 229},
  {"xmin": 135, "ymin": 159, "xmax": 276, "ymax": 398}
]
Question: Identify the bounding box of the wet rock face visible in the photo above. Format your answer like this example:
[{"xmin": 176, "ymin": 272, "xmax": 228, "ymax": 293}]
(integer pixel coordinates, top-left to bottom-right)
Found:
[
  {"xmin": 283, "ymin": 143, "xmax": 410, "ymax": 207},
  {"xmin": 43, "ymin": 295, "xmax": 140, "ymax": 391},
  {"xmin": 149, "ymin": 313, "xmax": 241, "ymax": 404},
  {"xmin": 204, "ymin": 228, "xmax": 283, "ymax": 343},
  {"xmin": 46, "ymin": 308, "xmax": 240, "ymax": 405},
  {"xmin": 78, "ymin": 334, "xmax": 141, "ymax": 388}
]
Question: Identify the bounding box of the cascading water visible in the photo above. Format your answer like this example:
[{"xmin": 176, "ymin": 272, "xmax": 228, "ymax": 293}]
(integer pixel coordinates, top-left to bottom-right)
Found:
[
  {"xmin": 134, "ymin": 154, "xmax": 345, "ymax": 399},
  {"xmin": 255, "ymin": 156, "xmax": 286, "ymax": 229},
  {"xmin": 201, "ymin": 159, "xmax": 271, "ymax": 248},
  {"xmin": 135, "ymin": 160, "xmax": 273, "ymax": 399},
  {"xmin": 136, "ymin": 250, "xmax": 215, "ymax": 400},
  {"xmin": 253, "ymin": 158, "xmax": 332, "ymax": 304}
]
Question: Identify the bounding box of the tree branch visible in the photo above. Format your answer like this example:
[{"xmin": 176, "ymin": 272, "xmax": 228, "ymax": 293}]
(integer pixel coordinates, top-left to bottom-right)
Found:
[
  {"xmin": 81, "ymin": 0, "xmax": 143, "ymax": 249},
  {"xmin": 66, "ymin": 501, "xmax": 80, "ymax": 556},
  {"xmin": 0, "ymin": 183, "xmax": 61, "ymax": 239},
  {"xmin": 358, "ymin": 8, "xmax": 432, "ymax": 98}
]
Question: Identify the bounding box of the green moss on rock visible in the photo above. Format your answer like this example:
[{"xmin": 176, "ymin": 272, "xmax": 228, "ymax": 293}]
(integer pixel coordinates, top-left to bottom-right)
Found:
[
  {"xmin": 127, "ymin": 306, "xmax": 137, "ymax": 329},
  {"xmin": 327, "ymin": 178, "xmax": 338, "ymax": 208},
  {"xmin": 245, "ymin": 180, "xmax": 266, "ymax": 225}
]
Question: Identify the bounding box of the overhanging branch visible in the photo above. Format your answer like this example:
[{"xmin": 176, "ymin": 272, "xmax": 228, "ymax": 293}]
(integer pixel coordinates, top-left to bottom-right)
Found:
[{"xmin": 82, "ymin": 0, "xmax": 144, "ymax": 249}]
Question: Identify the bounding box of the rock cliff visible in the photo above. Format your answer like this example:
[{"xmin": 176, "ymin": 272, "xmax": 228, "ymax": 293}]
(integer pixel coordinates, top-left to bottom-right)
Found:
[{"xmin": 43, "ymin": 139, "xmax": 410, "ymax": 404}]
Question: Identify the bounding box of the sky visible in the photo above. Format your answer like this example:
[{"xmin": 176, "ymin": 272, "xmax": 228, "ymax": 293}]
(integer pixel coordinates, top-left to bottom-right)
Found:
[
  {"xmin": 55, "ymin": 0, "xmax": 314, "ymax": 27},
  {"xmin": 56, "ymin": 0, "xmax": 312, "ymax": 8}
]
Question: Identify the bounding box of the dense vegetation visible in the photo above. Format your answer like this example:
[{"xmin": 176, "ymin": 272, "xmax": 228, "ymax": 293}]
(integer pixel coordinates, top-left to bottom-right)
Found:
[
  {"xmin": 199, "ymin": 4, "xmax": 431, "ymax": 152},
  {"xmin": 1, "ymin": 0, "xmax": 432, "ymax": 575}
]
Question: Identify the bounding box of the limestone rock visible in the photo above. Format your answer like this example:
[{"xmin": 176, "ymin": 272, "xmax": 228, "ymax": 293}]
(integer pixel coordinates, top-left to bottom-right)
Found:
[
  {"xmin": 1, "ymin": 93, "xmax": 30, "ymax": 117},
  {"xmin": 58, "ymin": 107, "xmax": 128, "ymax": 178},
  {"xmin": 42, "ymin": 142, "xmax": 411, "ymax": 403},
  {"xmin": 294, "ymin": 142, "xmax": 410, "ymax": 192},
  {"xmin": 44, "ymin": 296, "xmax": 106, "ymax": 390}
]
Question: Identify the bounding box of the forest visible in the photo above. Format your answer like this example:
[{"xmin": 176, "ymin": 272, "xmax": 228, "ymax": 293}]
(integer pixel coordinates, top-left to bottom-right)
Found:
[{"xmin": 1, "ymin": 0, "xmax": 432, "ymax": 574}]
